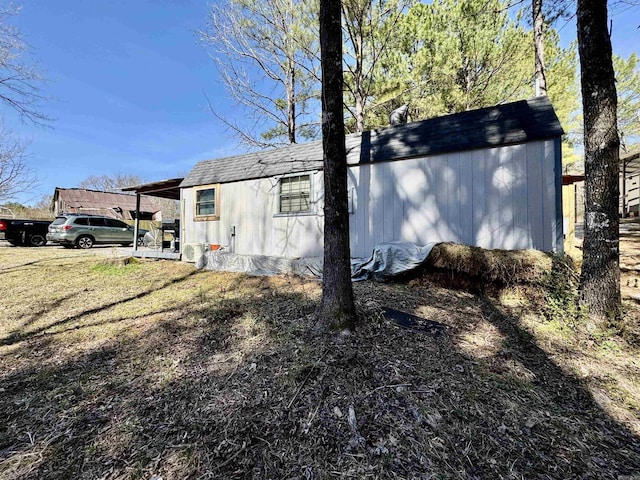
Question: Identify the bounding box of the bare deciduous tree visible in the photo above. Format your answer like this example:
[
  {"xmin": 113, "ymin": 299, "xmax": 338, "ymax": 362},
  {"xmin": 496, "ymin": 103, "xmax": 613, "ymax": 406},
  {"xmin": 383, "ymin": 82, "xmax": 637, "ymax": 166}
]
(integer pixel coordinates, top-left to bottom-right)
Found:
[
  {"xmin": 0, "ymin": 5, "xmax": 48, "ymax": 124},
  {"xmin": 0, "ymin": 122, "xmax": 34, "ymax": 201},
  {"xmin": 78, "ymin": 173, "xmax": 145, "ymax": 193},
  {"xmin": 0, "ymin": 5, "xmax": 49, "ymax": 201},
  {"xmin": 342, "ymin": 0, "xmax": 409, "ymax": 132},
  {"xmin": 201, "ymin": 0, "xmax": 320, "ymax": 148}
]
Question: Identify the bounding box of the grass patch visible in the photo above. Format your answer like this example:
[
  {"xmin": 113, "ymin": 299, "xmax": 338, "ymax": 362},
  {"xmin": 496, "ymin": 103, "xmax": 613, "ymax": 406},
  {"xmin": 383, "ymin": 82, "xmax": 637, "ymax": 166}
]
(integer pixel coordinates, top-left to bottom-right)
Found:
[
  {"xmin": 1, "ymin": 245, "xmax": 640, "ymax": 479},
  {"xmin": 91, "ymin": 257, "xmax": 142, "ymax": 275}
]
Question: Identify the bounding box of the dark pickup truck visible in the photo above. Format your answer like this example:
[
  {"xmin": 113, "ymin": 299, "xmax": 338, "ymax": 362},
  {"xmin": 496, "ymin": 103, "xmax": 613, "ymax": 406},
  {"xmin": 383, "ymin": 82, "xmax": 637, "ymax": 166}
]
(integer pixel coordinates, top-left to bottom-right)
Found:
[{"xmin": 0, "ymin": 218, "xmax": 52, "ymax": 247}]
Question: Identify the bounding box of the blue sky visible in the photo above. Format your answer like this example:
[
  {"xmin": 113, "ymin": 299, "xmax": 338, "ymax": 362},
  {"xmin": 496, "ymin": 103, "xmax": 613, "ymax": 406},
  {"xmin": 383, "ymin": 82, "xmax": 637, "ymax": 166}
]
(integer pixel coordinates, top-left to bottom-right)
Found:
[
  {"xmin": 8, "ymin": 0, "xmax": 235, "ymax": 204},
  {"xmin": 4, "ymin": 0, "xmax": 640, "ymax": 205}
]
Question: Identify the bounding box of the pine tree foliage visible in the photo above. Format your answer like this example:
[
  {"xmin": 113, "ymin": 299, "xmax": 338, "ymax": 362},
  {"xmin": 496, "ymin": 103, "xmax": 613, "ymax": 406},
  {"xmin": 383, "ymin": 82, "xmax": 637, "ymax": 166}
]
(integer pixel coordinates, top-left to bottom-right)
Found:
[
  {"xmin": 544, "ymin": 35, "xmax": 580, "ymax": 166},
  {"xmin": 614, "ymin": 53, "xmax": 640, "ymax": 149},
  {"xmin": 365, "ymin": 0, "xmax": 578, "ymax": 133},
  {"xmin": 203, "ymin": 0, "xmax": 580, "ymax": 151},
  {"xmin": 341, "ymin": 0, "xmax": 410, "ymax": 133}
]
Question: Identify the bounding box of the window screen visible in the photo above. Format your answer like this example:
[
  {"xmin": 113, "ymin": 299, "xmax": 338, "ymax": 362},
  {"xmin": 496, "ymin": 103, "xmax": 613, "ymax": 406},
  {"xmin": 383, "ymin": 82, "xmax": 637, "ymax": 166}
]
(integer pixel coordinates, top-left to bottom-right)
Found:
[
  {"xmin": 279, "ymin": 175, "xmax": 311, "ymax": 213},
  {"xmin": 196, "ymin": 188, "xmax": 216, "ymax": 216}
]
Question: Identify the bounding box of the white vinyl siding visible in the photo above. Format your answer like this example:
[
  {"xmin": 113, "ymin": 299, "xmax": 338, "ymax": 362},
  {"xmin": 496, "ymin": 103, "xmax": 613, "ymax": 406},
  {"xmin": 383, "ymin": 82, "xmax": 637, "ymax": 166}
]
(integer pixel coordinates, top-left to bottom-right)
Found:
[
  {"xmin": 346, "ymin": 139, "xmax": 560, "ymax": 257},
  {"xmin": 183, "ymin": 139, "xmax": 561, "ymax": 259},
  {"xmin": 183, "ymin": 172, "xmax": 323, "ymax": 258}
]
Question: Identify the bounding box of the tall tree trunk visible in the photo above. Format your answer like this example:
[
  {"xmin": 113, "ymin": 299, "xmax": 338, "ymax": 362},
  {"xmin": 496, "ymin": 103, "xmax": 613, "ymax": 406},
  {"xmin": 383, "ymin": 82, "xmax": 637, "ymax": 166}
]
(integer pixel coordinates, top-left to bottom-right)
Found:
[
  {"xmin": 287, "ymin": 56, "xmax": 297, "ymax": 143},
  {"xmin": 577, "ymin": 0, "xmax": 621, "ymax": 323},
  {"xmin": 533, "ymin": 0, "xmax": 547, "ymax": 96},
  {"xmin": 286, "ymin": 0, "xmax": 297, "ymax": 144},
  {"xmin": 354, "ymin": 31, "xmax": 365, "ymax": 132},
  {"xmin": 354, "ymin": 90, "xmax": 365, "ymax": 132},
  {"xmin": 317, "ymin": 0, "xmax": 356, "ymax": 331}
]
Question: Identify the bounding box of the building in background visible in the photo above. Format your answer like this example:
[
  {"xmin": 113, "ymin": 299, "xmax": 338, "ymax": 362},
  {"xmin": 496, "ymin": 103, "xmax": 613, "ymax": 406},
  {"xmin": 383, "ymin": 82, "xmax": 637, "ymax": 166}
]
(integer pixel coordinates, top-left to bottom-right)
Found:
[
  {"xmin": 621, "ymin": 147, "xmax": 640, "ymax": 218},
  {"xmin": 51, "ymin": 188, "xmax": 161, "ymax": 221}
]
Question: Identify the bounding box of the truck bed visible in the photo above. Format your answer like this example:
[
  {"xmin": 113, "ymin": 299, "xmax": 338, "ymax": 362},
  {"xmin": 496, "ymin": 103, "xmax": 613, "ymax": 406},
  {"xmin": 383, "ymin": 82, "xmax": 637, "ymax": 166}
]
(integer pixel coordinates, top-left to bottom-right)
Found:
[{"xmin": 0, "ymin": 218, "xmax": 53, "ymax": 247}]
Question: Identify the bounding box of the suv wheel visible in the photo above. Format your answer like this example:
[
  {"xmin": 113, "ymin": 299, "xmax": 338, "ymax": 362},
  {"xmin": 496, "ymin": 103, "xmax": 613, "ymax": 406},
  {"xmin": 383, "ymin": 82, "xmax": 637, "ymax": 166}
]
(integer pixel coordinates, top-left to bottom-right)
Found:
[{"xmin": 76, "ymin": 235, "xmax": 94, "ymax": 249}]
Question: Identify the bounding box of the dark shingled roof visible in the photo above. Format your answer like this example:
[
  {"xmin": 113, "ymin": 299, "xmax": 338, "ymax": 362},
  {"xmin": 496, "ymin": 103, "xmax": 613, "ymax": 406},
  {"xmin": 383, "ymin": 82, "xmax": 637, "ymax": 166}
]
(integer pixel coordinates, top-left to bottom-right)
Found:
[{"xmin": 181, "ymin": 96, "xmax": 564, "ymax": 188}]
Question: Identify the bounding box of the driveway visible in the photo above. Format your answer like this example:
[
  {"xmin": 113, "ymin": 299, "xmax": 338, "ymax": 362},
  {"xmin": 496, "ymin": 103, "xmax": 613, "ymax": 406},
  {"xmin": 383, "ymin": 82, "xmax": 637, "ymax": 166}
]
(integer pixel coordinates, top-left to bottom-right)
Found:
[{"xmin": 0, "ymin": 241, "xmax": 148, "ymax": 258}]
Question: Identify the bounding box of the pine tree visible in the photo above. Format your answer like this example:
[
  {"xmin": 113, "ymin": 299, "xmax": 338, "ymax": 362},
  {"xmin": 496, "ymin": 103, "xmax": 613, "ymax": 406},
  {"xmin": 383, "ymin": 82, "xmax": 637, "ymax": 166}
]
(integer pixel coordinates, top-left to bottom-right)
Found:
[
  {"xmin": 577, "ymin": 0, "xmax": 621, "ymax": 323},
  {"xmin": 316, "ymin": 0, "xmax": 357, "ymax": 331}
]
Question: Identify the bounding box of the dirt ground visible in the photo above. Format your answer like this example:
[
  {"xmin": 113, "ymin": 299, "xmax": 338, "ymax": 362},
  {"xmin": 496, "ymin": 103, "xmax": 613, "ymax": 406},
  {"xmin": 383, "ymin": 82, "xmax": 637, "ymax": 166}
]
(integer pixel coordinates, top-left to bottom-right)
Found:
[{"xmin": 0, "ymin": 241, "xmax": 639, "ymax": 479}]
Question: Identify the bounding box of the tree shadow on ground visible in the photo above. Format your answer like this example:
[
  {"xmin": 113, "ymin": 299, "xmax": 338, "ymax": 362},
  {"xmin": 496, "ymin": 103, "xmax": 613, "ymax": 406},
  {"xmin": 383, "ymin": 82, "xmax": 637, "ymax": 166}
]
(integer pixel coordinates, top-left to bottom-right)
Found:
[
  {"xmin": 0, "ymin": 282, "xmax": 315, "ymax": 479},
  {"xmin": 466, "ymin": 296, "xmax": 640, "ymax": 476},
  {"xmin": 0, "ymin": 270, "xmax": 199, "ymax": 347},
  {"xmin": 1, "ymin": 276, "xmax": 639, "ymax": 479},
  {"xmin": 0, "ymin": 257, "xmax": 89, "ymax": 276}
]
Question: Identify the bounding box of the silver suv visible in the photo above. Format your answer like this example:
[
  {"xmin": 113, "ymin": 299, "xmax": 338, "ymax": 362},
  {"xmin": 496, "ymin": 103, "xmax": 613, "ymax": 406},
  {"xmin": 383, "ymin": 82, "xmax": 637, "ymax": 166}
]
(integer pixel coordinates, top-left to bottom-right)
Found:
[{"xmin": 47, "ymin": 214, "xmax": 148, "ymax": 249}]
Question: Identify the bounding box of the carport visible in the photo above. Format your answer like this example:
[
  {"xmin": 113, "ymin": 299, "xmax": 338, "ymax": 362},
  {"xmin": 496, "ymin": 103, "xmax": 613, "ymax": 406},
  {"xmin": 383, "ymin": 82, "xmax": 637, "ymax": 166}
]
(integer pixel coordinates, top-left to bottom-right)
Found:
[{"xmin": 120, "ymin": 178, "xmax": 183, "ymax": 260}]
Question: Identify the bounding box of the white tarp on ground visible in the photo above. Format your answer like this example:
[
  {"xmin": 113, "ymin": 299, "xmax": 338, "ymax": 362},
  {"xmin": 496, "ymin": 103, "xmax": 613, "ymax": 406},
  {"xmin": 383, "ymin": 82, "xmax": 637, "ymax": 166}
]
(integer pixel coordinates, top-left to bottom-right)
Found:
[
  {"xmin": 198, "ymin": 241, "xmax": 437, "ymax": 281},
  {"xmin": 198, "ymin": 252, "xmax": 324, "ymax": 277},
  {"xmin": 350, "ymin": 241, "xmax": 437, "ymax": 281}
]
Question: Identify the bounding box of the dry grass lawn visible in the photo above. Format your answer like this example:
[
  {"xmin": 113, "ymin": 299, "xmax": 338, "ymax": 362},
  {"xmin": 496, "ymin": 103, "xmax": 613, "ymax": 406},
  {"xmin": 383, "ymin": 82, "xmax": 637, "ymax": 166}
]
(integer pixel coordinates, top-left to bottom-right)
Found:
[{"xmin": 1, "ymin": 245, "xmax": 639, "ymax": 479}]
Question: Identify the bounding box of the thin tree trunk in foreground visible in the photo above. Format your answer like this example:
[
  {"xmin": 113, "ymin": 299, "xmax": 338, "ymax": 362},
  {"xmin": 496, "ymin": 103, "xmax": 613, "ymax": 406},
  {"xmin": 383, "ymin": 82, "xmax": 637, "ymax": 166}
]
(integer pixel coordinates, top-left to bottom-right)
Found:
[
  {"xmin": 533, "ymin": 0, "xmax": 547, "ymax": 96},
  {"xmin": 316, "ymin": 0, "xmax": 356, "ymax": 331},
  {"xmin": 577, "ymin": 0, "xmax": 621, "ymax": 323}
]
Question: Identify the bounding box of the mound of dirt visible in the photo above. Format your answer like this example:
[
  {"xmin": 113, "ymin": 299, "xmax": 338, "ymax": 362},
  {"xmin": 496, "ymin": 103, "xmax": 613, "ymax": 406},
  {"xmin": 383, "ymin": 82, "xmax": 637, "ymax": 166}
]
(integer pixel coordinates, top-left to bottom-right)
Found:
[{"xmin": 412, "ymin": 243, "xmax": 571, "ymax": 294}]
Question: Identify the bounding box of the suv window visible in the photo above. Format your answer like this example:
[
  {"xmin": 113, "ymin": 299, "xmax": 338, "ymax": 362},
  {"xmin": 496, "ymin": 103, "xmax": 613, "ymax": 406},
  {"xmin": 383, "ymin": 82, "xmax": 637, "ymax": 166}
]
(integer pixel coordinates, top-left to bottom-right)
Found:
[
  {"xmin": 73, "ymin": 217, "xmax": 89, "ymax": 226},
  {"xmin": 52, "ymin": 218, "xmax": 67, "ymax": 226},
  {"xmin": 89, "ymin": 217, "xmax": 108, "ymax": 227},
  {"xmin": 106, "ymin": 219, "xmax": 128, "ymax": 228}
]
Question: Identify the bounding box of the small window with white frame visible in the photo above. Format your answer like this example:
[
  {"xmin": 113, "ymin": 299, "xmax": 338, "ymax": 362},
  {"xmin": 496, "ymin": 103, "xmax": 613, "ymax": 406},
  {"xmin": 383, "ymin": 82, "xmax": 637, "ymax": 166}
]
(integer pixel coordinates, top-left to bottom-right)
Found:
[
  {"xmin": 279, "ymin": 174, "xmax": 312, "ymax": 214},
  {"xmin": 194, "ymin": 184, "xmax": 220, "ymax": 221}
]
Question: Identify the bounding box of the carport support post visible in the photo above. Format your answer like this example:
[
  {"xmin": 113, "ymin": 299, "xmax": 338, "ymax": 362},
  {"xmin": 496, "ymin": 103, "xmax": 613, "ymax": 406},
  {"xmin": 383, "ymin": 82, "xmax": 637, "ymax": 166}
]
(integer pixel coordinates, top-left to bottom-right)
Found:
[{"xmin": 133, "ymin": 193, "xmax": 141, "ymax": 252}]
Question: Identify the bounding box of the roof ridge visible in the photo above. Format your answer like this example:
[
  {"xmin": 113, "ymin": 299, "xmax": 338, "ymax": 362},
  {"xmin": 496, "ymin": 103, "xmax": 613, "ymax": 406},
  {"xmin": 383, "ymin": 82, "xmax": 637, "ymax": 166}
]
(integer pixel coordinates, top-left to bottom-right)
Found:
[{"xmin": 181, "ymin": 97, "xmax": 563, "ymax": 188}]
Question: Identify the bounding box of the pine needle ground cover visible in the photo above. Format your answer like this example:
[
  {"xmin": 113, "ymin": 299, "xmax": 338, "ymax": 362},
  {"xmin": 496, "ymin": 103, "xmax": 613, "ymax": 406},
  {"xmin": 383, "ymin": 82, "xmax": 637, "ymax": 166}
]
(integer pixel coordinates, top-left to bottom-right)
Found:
[{"xmin": 1, "ymin": 245, "xmax": 639, "ymax": 479}]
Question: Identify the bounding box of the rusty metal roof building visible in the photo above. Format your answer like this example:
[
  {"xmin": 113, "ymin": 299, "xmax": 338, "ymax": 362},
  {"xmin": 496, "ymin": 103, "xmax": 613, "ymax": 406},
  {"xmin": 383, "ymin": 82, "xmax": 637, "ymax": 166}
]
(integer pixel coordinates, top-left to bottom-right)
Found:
[{"xmin": 52, "ymin": 188, "xmax": 161, "ymax": 220}]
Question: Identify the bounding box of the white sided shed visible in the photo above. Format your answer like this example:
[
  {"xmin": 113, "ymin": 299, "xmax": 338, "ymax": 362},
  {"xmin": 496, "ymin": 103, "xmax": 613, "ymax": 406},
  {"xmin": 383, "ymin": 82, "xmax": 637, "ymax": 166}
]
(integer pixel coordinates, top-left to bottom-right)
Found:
[{"xmin": 180, "ymin": 96, "xmax": 564, "ymax": 259}]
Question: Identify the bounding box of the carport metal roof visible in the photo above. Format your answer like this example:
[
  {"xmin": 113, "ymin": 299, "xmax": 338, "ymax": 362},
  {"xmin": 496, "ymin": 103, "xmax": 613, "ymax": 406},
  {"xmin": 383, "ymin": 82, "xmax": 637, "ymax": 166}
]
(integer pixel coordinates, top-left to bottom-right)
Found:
[{"xmin": 120, "ymin": 178, "xmax": 184, "ymax": 200}]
